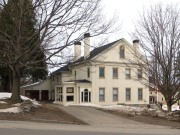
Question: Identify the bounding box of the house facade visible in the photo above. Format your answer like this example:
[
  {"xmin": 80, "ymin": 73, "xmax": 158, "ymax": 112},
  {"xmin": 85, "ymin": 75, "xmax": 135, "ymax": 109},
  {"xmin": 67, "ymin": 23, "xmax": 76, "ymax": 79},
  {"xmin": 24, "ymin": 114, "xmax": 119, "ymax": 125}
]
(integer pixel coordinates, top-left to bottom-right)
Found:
[
  {"xmin": 21, "ymin": 33, "xmax": 149, "ymax": 106},
  {"xmin": 149, "ymin": 87, "xmax": 166, "ymax": 104}
]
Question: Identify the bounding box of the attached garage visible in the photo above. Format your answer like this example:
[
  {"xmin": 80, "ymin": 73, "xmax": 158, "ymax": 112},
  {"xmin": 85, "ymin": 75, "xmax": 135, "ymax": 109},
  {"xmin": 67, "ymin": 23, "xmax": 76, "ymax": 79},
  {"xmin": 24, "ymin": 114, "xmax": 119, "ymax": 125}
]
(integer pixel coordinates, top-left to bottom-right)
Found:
[
  {"xmin": 41, "ymin": 90, "xmax": 49, "ymax": 100},
  {"xmin": 25, "ymin": 90, "xmax": 39, "ymax": 100},
  {"xmin": 21, "ymin": 78, "xmax": 53, "ymax": 101}
]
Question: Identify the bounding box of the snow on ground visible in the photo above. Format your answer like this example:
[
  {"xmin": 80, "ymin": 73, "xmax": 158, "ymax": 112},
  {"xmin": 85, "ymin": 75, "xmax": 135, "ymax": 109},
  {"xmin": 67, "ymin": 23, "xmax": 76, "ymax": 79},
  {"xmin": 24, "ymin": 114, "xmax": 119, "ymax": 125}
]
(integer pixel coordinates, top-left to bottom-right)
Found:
[
  {"xmin": 68, "ymin": 103, "xmax": 179, "ymax": 112},
  {"xmin": 162, "ymin": 105, "xmax": 180, "ymax": 111},
  {"xmin": 100, "ymin": 105, "xmax": 148, "ymax": 112},
  {"xmin": 0, "ymin": 92, "xmax": 29, "ymax": 100},
  {"xmin": 0, "ymin": 92, "xmax": 41, "ymax": 113},
  {"xmin": 0, "ymin": 107, "xmax": 21, "ymax": 113},
  {"xmin": 0, "ymin": 101, "xmax": 7, "ymax": 104},
  {"xmin": 69, "ymin": 103, "xmax": 101, "ymax": 108}
]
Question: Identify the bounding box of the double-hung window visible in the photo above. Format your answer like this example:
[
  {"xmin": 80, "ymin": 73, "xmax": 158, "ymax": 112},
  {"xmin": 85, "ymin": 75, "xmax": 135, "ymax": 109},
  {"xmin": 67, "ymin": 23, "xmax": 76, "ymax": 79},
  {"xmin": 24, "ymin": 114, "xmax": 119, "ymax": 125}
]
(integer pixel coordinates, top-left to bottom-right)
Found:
[
  {"xmin": 113, "ymin": 88, "xmax": 118, "ymax": 101},
  {"xmin": 138, "ymin": 88, "xmax": 143, "ymax": 100},
  {"xmin": 126, "ymin": 88, "xmax": 131, "ymax": 101},
  {"xmin": 99, "ymin": 88, "xmax": 105, "ymax": 101},
  {"xmin": 112, "ymin": 68, "xmax": 118, "ymax": 78},
  {"xmin": 120, "ymin": 46, "xmax": 125, "ymax": 58},
  {"xmin": 137, "ymin": 69, "xmax": 142, "ymax": 79},
  {"xmin": 125, "ymin": 69, "xmax": 131, "ymax": 79},
  {"xmin": 99, "ymin": 67, "xmax": 105, "ymax": 78}
]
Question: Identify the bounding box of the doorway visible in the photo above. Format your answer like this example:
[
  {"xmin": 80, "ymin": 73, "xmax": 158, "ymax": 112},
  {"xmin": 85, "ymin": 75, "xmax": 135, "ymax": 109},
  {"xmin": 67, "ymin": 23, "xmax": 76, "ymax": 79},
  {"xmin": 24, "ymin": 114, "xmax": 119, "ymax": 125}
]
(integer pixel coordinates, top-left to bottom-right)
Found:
[{"xmin": 81, "ymin": 89, "xmax": 91, "ymax": 103}]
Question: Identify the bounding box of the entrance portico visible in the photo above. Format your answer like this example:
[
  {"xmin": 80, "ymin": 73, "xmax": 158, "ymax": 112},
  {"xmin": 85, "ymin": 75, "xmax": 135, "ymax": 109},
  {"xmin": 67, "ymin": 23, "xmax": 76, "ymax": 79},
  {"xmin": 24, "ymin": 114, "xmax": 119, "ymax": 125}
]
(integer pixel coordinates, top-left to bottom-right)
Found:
[{"xmin": 54, "ymin": 79, "xmax": 92, "ymax": 106}]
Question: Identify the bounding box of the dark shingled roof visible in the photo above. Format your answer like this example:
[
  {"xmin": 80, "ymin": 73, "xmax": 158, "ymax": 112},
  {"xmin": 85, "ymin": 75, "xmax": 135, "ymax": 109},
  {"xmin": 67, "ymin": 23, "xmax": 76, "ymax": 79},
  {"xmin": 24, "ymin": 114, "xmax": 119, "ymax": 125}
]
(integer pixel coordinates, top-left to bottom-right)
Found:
[
  {"xmin": 53, "ymin": 39, "xmax": 121, "ymax": 74},
  {"xmin": 52, "ymin": 64, "xmax": 70, "ymax": 74},
  {"xmin": 66, "ymin": 79, "xmax": 91, "ymax": 83},
  {"xmin": 87, "ymin": 39, "xmax": 120, "ymax": 60}
]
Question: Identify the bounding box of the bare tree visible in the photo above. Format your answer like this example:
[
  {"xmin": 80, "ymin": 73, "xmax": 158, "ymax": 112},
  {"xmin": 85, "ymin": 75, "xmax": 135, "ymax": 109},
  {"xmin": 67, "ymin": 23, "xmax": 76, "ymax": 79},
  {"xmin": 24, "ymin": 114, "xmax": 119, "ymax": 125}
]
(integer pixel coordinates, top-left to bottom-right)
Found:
[
  {"xmin": 0, "ymin": 0, "xmax": 118, "ymax": 102},
  {"xmin": 134, "ymin": 3, "xmax": 180, "ymax": 111}
]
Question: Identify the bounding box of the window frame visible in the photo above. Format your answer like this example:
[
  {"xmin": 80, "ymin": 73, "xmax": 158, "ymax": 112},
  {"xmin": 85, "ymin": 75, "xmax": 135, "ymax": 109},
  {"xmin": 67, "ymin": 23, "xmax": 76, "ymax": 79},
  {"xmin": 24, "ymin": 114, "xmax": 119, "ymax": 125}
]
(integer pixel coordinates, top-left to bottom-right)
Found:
[
  {"xmin": 87, "ymin": 67, "xmax": 90, "ymax": 78},
  {"xmin": 137, "ymin": 69, "xmax": 143, "ymax": 79},
  {"xmin": 126, "ymin": 88, "xmax": 131, "ymax": 101},
  {"xmin": 138, "ymin": 88, "xmax": 143, "ymax": 101},
  {"xmin": 112, "ymin": 88, "xmax": 118, "ymax": 101},
  {"xmin": 99, "ymin": 88, "xmax": 105, "ymax": 102},
  {"xmin": 125, "ymin": 68, "xmax": 131, "ymax": 79},
  {"xmin": 120, "ymin": 46, "xmax": 125, "ymax": 58},
  {"xmin": 99, "ymin": 67, "xmax": 105, "ymax": 78},
  {"xmin": 112, "ymin": 68, "xmax": 118, "ymax": 79},
  {"xmin": 66, "ymin": 95, "xmax": 74, "ymax": 102},
  {"xmin": 66, "ymin": 87, "xmax": 74, "ymax": 93}
]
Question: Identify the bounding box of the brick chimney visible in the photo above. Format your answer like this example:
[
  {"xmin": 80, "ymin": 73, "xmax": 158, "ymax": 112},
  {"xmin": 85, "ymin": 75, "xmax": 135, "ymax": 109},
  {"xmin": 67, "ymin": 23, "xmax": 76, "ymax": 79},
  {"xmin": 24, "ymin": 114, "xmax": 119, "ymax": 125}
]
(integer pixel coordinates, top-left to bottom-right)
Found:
[
  {"xmin": 84, "ymin": 33, "xmax": 90, "ymax": 58},
  {"xmin": 74, "ymin": 41, "xmax": 81, "ymax": 60}
]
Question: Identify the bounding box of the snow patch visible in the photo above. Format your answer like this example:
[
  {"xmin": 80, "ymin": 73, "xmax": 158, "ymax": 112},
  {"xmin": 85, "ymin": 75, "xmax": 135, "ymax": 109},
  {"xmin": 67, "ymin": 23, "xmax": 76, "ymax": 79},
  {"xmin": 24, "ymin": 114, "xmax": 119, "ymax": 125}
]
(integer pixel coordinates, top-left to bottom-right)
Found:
[
  {"xmin": 0, "ymin": 92, "xmax": 41, "ymax": 113},
  {"xmin": 0, "ymin": 107, "xmax": 21, "ymax": 113},
  {"xmin": 0, "ymin": 101, "xmax": 7, "ymax": 104},
  {"xmin": 162, "ymin": 105, "xmax": 180, "ymax": 111}
]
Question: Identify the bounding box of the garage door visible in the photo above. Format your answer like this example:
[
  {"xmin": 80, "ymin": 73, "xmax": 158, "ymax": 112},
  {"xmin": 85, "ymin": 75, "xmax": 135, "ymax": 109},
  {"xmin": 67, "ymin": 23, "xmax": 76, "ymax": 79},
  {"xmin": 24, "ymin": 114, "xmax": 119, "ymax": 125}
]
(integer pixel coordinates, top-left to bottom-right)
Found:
[
  {"xmin": 41, "ymin": 90, "xmax": 49, "ymax": 100},
  {"xmin": 25, "ymin": 90, "xmax": 39, "ymax": 100}
]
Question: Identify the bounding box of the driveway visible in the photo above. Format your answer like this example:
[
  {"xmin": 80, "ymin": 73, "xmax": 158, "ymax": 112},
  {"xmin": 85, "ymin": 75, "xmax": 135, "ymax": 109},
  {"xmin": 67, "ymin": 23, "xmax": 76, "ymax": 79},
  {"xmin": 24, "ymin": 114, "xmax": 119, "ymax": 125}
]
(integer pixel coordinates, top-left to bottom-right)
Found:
[{"xmin": 51, "ymin": 105, "xmax": 168, "ymax": 129}]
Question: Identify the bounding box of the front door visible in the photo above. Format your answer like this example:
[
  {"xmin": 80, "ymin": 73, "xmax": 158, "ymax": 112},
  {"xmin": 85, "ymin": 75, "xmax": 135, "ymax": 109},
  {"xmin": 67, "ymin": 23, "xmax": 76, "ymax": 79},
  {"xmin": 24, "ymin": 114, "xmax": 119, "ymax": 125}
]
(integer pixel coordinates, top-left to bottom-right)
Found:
[{"xmin": 81, "ymin": 89, "xmax": 91, "ymax": 103}]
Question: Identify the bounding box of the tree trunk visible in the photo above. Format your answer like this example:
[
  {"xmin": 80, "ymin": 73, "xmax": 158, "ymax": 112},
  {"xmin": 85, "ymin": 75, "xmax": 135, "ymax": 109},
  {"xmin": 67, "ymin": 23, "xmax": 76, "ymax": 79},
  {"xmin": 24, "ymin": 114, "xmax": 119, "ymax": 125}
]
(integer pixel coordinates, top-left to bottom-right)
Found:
[
  {"xmin": 10, "ymin": 68, "xmax": 21, "ymax": 102},
  {"xmin": 167, "ymin": 101, "xmax": 172, "ymax": 112}
]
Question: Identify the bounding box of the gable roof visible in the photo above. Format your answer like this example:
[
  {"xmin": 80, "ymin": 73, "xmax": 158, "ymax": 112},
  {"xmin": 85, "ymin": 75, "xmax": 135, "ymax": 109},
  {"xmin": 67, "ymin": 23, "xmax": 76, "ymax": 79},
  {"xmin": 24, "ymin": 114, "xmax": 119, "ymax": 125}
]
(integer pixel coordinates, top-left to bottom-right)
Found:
[
  {"xmin": 87, "ymin": 39, "xmax": 121, "ymax": 60},
  {"xmin": 53, "ymin": 39, "xmax": 122, "ymax": 74}
]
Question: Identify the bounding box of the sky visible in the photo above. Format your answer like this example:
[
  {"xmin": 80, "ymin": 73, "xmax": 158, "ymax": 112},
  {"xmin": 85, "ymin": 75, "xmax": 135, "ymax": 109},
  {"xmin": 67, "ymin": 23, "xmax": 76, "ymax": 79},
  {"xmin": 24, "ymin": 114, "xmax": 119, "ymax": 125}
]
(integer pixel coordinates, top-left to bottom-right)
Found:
[{"xmin": 102, "ymin": 0, "xmax": 180, "ymax": 43}]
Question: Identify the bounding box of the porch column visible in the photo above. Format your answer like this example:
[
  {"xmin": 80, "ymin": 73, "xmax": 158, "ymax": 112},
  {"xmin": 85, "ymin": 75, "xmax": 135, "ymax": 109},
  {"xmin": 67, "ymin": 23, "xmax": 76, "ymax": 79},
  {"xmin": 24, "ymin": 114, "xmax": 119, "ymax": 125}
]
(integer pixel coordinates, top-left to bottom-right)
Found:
[
  {"xmin": 48, "ymin": 90, "xmax": 51, "ymax": 100},
  {"xmin": 39, "ymin": 90, "xmax": 42, "ymax": 101}
]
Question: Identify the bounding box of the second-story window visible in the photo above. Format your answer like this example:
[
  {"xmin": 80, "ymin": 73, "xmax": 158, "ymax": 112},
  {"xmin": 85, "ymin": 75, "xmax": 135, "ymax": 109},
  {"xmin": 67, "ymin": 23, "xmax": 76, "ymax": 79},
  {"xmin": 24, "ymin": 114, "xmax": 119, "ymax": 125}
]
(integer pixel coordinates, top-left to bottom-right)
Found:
[
  {"xmin": 57, "ymin": 76, "xmax": 59, "ymax": 82},
  {"xmin": 87, "ymin": 68, "xmax": 90, "ymax": 78},
  {"xmin": 112, "ymin": 68, "xmax": 118, "ymax": 78},
  {"xmin": 74, "ymin": 70, "xmax": 76, "ymax": 78},
  {"xmin": 99, "ymin": 67, "xmax": 105, "ymax": 78},
  {"xmin": 125, "ymin": 69, "xmax": 131, "ymax": 79},
  {"xmin": 137, "ymin": 69, "xmax": 142, "ymax": 79},
  {"xmin": 120, "ymin": 46, "xmax": 125, "ymax": 58}
]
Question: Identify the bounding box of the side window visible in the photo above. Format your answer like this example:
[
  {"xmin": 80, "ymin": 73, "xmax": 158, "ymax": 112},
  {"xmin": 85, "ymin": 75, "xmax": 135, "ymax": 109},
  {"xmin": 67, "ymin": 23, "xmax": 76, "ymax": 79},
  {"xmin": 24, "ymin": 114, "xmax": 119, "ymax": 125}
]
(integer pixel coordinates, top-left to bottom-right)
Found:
[
  {"xmin": 138, "ymin": 88, "xmax": 143, "ymax": 100},
  {"xmin": 99, "ymin": 88, "xmax": 105, "ymax": 101},
  {"xmin": 87, "ymin": 68, "xmax": 90, "ymax": 78},
  {"xmin": 99, "ymin": 67, "xmax": 105, "ymax": 78},
  {"xmin": 120, "ymin": 46, "xmax": 125, "ymax": 58},
  {"xmin": 113, "ymin": 88, "xmax": 118, "ymax": 101},
  {"xmin": 126, "ymin": 88, "xmax": 131, "ymax": 101},
  {"xmin": 125, "ymin": 69, "xmax": 131, "ymax": 79},
  {"xmin": 137, "ymin": 69, "xmax": 142, "ymax": 79},
  {"xmin": 57, "ymin": 76, "xmax": 59, "ymax": 82},
  {"xmin": 112, "ymin": 68, "xmax": 118, "ymax": 78}
]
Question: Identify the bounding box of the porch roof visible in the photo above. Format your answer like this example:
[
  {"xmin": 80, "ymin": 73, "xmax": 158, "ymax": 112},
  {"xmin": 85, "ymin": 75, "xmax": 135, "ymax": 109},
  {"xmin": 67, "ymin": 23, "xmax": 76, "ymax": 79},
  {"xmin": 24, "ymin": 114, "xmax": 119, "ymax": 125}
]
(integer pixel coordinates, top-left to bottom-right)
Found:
[{"xmin": 65, "ymin": 79, "xmax": 91, "ymax": 83}]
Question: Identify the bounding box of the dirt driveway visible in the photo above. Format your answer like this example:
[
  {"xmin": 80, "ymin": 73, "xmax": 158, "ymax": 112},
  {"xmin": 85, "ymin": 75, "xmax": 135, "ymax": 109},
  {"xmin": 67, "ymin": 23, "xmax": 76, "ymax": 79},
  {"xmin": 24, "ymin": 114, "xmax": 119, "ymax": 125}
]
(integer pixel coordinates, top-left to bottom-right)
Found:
[{"xmin": 51, "ymin": 105, "xmax": 172, "ymax": 129}]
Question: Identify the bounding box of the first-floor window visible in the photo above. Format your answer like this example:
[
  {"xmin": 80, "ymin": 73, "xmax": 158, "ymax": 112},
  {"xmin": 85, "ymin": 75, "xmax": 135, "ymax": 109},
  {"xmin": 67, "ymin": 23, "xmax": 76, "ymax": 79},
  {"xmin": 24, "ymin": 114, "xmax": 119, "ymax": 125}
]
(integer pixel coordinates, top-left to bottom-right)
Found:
[
  {"xmin": 126, "ymin": 88, "xmax": 131, "ymax": 101},
  {"xmin": 56, "ymin": 87, "xmax": 63, "ymax": 101},
  {"xmin": 113, "ymin": 88, "xmax": 118, "ymax": 101},
  {"xmin": 66, "ymin": 87, "xmax": 74, "ymax": 93},
  {"xmin": 99, "ymin": 88, "xmax": 105, "ymax": 101},
  {"xmin": 138, "ymin": 88, "xmax": 143, "ymax": 100},
  {"xmin": 67, "ymin": 96, "xmax": 74, "ymax": 101}
]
